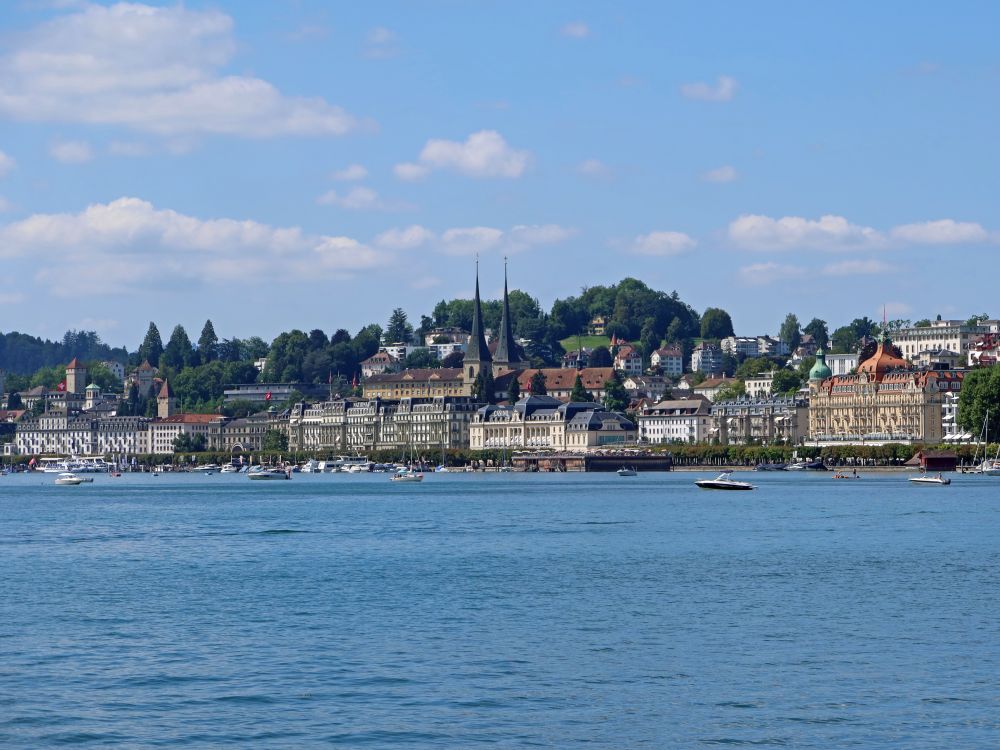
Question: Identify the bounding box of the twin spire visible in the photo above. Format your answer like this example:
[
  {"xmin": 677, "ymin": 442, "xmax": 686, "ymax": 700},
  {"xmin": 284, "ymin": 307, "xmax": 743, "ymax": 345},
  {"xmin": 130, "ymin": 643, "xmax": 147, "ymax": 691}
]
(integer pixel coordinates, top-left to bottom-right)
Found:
[{"xmin": 465, "ymin": 258, "xmax": 521, "ymax": 368}]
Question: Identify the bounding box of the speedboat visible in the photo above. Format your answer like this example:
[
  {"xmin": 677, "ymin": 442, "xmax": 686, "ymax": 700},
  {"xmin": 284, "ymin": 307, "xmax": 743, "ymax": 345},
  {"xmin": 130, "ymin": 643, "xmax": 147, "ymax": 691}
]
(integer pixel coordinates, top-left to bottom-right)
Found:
[
  {"xmin": 191, "ymin": 464, "xmax": 219, "ymax": 473},
  {"xmin": 787, "ymin": 459, "xmax": 827, "ymax": 471},
  {"xmin": 755, "ymin": 462, "xmax": 787, "ymax": 471},
  {"xmin": 219, "ymin": 464, "xmax": 241, "ymax": 474},
  {"xmin": 300, "ymin": 459, "xmax": 321, "ymax": 473},
  {"xmin": 54, "ymin": 472, "xmax": 92, "ymax": 486},
  {"xmin": 617, "ymin": 467, "xmax": 637, "ymax": 477},
  {"xmin": 248, "ymin": 467, "xmax": 290, "ymax": 480},
  {"xmin": 909, "ymin": 474, "xmax": 951, "ymax": 486},
  {"xmin": 695, "ymin": 472, "xmax": 755, "ymax": 491},
  {"xmin": 391, "ymin": 468, "xmax": 423, "ymax": 482}
]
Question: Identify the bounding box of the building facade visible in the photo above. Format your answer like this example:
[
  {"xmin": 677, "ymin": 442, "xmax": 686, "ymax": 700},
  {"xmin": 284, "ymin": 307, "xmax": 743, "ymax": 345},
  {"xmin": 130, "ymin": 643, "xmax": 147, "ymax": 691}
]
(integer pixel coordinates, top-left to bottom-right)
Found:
[
  {"xmin": 691, "ymin": 343, "xmax": 724, "ymax": 374},
  {"xmin": 710, "ymin": 396, "xmax": 809, "ymax": 445},
  {"xmin": 636, "ymin": 398, "xmax": 712, "ymax": 444}
]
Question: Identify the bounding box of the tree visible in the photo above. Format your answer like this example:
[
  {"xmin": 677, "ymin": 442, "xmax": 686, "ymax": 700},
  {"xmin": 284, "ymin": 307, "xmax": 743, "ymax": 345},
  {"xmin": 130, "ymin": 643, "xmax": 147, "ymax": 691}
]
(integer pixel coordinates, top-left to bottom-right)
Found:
[
  {"xmin": 665, "ymin": 316, "xmax": 685, "ymax": 345},
  {"xmin": 7, "ymin": 392, "xmax": 22, "ymax": 410},
  {"xmin": 386, "ymin": 308, "xmax": 413, "ymax": 343},
  {"xmin": 589, "ymin": 346, "xmax": 612, "ymax": 367},
  {"xmin": 780, "ymin": 314, "xmax": 801, "ymax": 351},
  {"xmin": 796, "ymin": 356, "xmax": 817, "ymax": 381},
  {"xmin": 331, "ymin": 329, "xmax": 352, "ymax": 346},
  {"xmin": 261, "ymin": 429, "xmax": 289, "ymax": 452},
  {"xmin": 570, "ymin": 374, "xmax": 592, "ymax": 402},
  {"xmin": 803, "ymin": 318, "xmax": 829, "ymax": 350},
  {"xmin": 529, "ymin": 371, "xmax": 548, "ymax": 395},
  {"xmin": 830, "ymin": 325, "xmax": 859, "ymax": 354},
  {"xmin": 602, "ymin": 371, "xmax": 629, "ymax": 412},
  {"xmin": 198, "ymin": 320, "xmax": 218, "ymax": 363},
  {"xmin": 85, "ymin": 362, "xmax": 120, "ymax": 392},
  {"xmin": 507, "ymin": 374, "xmax": 521, "ymax": 402},
  {"xmin": 473, "ymin": 369, "xmax": 496, "ymax": 404},
  {"xmin": 714, "ymin": 380, "xmax": 746, "ymax": 401},
  {"xmin": 308, "ymin": 329, "xmax": 328, "ymax": 350},
  {"xmin": 771, "ymin": 369, "xmax": 801, "ymax": 394},
  {"xmin": 958, "ymin": 365, "xmax": 1000, "ymax": 439},
  {"xmin": 173, "ymin": 432, "xmax": 207, "ymax": 452},
  {"xmin": 161, "ymin": 325, "xmax": 195, "ymax": 371},
  {"xmin": 137, "ymin": 322, "xmax": 163, "ymax": 367},
  {"xmin": 913, "ymin": 319, "xmax": 932, "ymax": 328},
  {"xmin": 850, "ymin": 317, "xmax": 877, "ymax": 340},
  {"xmin": 700, "ymin": 307, "xmax": 734, "ymax": 340},
  {"xmin": 404, "ymin": 349, "xmax": 439, "ymax": 369},
  {"xmin": 441, "ymin": 351, "xmax": 464, "ymax": 368},
  {"xmin": 31, "ymin": 398, "xmax": 46, "ymax": 417}
]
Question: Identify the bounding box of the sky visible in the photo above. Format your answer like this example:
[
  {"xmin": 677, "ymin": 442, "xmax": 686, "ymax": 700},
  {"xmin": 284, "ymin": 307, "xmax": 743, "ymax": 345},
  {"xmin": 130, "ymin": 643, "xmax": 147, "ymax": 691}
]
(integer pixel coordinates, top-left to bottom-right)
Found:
[{"xmin": 0, "ymin": 1, "xmax": 997, "ymax": 349}]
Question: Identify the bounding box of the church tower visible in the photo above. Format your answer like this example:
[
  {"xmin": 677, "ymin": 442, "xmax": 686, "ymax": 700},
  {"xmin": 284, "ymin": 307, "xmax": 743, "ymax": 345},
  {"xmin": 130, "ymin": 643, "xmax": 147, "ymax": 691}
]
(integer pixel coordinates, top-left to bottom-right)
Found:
[
  {"xmin": 157, "ymin": 379, "xmax": 178, "ymax": 419},
  {"xmin": 66, "ymin": 358, "xmax": 86, "ymax": 395},
  {"xmin": 492, "ymin": 258, "xmax": 527, "ymax": 374},
  {"xmin": 463, "ymin": 261, "xmax": 492, "ymax": 388}
]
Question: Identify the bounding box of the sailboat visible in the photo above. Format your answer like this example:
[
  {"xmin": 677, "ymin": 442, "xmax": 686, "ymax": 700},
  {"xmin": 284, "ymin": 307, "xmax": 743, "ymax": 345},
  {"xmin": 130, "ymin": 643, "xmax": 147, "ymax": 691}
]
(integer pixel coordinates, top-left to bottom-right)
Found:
[
  {"xmin": 392, "ymin": 425, "xmax": 424, "ymax": 482},
  {"xmin": 969, "ymin": 412, "xmax": 1000, "ymax": 475}
]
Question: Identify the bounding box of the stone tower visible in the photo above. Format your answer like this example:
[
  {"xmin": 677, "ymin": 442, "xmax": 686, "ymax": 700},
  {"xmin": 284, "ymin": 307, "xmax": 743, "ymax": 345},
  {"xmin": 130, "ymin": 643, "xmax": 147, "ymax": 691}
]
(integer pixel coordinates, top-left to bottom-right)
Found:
[
  {"xmin": 157, "ymin": 379, "xmax": 178, "ymax": 419},
  {"xmin": 463, "ymin": 261, "xmax": 492, "ymax": 388},
  {"xmin": 492, "ymin": 258, "xmax": 527, "ymax": 375},
  {"xmin": 66, "ymin": 358, "xmax": 87, "ymax": 395}
]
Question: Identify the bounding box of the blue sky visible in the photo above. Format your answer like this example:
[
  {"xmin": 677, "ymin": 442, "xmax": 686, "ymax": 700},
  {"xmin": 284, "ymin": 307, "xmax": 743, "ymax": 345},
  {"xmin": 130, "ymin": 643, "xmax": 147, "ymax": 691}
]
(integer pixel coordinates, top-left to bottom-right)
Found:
[{"xmin": 0, "ymin": 1, "xmax": 997, "ymax": 348}]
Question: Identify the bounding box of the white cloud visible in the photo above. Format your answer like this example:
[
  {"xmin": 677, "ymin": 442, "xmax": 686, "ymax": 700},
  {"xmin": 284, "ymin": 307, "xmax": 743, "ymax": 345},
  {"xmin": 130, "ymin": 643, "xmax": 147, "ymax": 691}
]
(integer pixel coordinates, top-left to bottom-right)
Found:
[
  {"xmin": 393, "ymin": 162, "xmax": 430, "ymax": 181},
  {"xmin": 0, "ymin": 197, "xmax": 12, "ymax": 213},
  {"xmin": 822, "ymin": 259, "xmax": 892, "ymax": 276},
  {"xmin": 738, "ymin": 262, "xmax": 807, "ymax": 286},
  {"xmin": 630, "ymin": 231, "xmax": 696, "ymax": 257},
  {"xmin": 397, "ymin": 130, "xmax": 531, "ymax": 180},
  {"xmin": 890, "ymin": 219, "xmax": 990, "ymax": 245},
  {"xmin": 364, "ymin": 26, "xmax": 399, "ymax": 59},
  {"xmin": 680, "ymin": 75, "xmax": 738, "ymax": 102},
  {"xmin": 316, "ymin": 186, "xmax": 383, "ymax": 211},
  {"xmin": 0, "ymin": 3, "xmax": 362, "ymax": 138},
  {"xmin": 883, "ymin": 302, "xmax": 913, "ymax": 318},
  {"xmin": 728, "ymin": 214, "xmax": 885, "ymax": 251},
  {"xmin": 440, "ymin": 227, "xmax": 505, "ymax": 256},
  {"xmin": 577, "ymin": 158, "xmax": 611, "ymax": 178},
  {"xmin": 332, "ymin": 164, "xmax": 368, "ymax": 181},
  {"xmin": 374, "ymin": 225, "xmax": 434, "ymax": 250},
  {"xmin": 506, "ymin": 224, "xmax": 577, "ymax": 251},
  {"xmin": 0, "ymin": 291, "xmax": 25, "ymax": 304},
  {"xmin": 0, "ymin": 196, "xmax": 387, "ymax": 293},
  {"xmin": 561, "ymin": 21, "xmax": 590, "ymax": 38},
  {"xmin": 701, "ymin": 165, "xmax": 738, "ymax": 183},
  {"xmin": 0, "ymin": 150, "xmax": 15, "ymax": 177},
  {"xmin": 50, "ymin": 139, "xmax": 94, "ymax": 163}
]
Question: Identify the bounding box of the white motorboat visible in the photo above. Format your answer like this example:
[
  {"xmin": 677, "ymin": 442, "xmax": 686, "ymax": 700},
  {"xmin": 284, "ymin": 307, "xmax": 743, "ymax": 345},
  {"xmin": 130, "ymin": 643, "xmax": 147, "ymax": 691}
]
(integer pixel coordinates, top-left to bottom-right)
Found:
[
  {"xmin": 54, "ymin": 472, "xmax": 92, "ymax": 486},
  {"xmin": 909, "ymin": 474, "xmax": 951, "ymax": 486},
  {"xmin": 391, "ymin": 468, "xmax": 423, "ymax": 482},
  {"xmin": 248, "ymin": 467, "xmax": 291, "ymax": 480},
  {"xmin": 617, "ymin": 467, "xmax": 637, "ymax": 477},
  {"xmin": 300, "ymin": 459, "xmax": 322, "ymax": 473},
  {"xmin": 219, "ymin": 464, "xmax": 241, "ymax": 474},
  {"xmin": 191, "ymin": 464, "xmax": 219, "ymax": 473},
  {"xmin": 695, "ymin": 472, "xmax": 755, "ymax": 491}
]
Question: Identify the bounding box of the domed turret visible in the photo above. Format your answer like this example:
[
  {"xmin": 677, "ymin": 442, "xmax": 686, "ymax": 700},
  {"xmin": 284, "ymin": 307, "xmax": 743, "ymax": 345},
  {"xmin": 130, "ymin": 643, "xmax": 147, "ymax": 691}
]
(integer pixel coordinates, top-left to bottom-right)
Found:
[{"xmin": 809, "ymin": 349, "xmax": 832, "ymax": 381}]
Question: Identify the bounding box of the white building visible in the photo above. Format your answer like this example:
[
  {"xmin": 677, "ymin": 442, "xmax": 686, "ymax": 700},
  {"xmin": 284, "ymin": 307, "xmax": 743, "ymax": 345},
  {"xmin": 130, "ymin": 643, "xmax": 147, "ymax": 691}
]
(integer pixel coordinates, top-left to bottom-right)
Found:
[
  {"xmin": 613, "ymin": 344, "xmax": 643, "ymax": 375},
  {"xmin": 826, "ymin": 353, "xmax": 859, "ymax": 377},
  {"xmin": 893, "ymin": 319, "xmax": 1000, "ymax": 360},
  {"xmin": 691, "ymin": 343, "xmax": 724, "ymax": 374},
  {"xmin": 721, "ymin": 336, "xmax": 760, "ymax": 358},
  {"xmin": 470, "ymin": 395, "xmax": 637, "ymax": 452},
  {"xmin": 757, "ymin": 336, "xmax": 790, "ymax": 357},
  {"xmin": 651, "ymin": 347, "xmax": 683, "ymax": 376},
  {"xmin": 744, "ymin": 371, "xmax": 775, "ymax": 399},
  {"xmin": 636, "ymin": 398, "xmax": 712, "ymax": 444}
]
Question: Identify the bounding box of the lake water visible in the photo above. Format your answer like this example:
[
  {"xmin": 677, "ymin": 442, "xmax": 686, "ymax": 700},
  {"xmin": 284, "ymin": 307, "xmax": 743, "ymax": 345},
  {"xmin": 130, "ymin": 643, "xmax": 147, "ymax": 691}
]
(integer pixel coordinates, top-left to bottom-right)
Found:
[{"xmin": 1, "ymin": 470, "xmax": 998, "ymax": 748}]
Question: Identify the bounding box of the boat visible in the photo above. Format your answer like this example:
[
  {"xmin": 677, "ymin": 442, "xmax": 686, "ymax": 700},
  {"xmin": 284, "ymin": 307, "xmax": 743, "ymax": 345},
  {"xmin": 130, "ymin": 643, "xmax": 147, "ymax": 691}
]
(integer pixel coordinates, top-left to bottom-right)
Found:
[
  {"xmin": 909, "ymin": 474, "xmax": 951, "ymax": 486},
  {"xmin": 219, "ymin": 464, "xmax": 241, "ymax": 474},
  {"xmin": 617, "ymin": 467, "xmax": 637, "ymax": 477},
  {"xmin": 248, "ymin": 467, "xmax": 291, "ymax": 480},
  {"xmin": 391, "ymin": 468, "xmax": 424, "ymax": 482},
  {"xmin": 832, "ymin": 471, "xmax": 860, "ymax": 479},
  {"xmin": 54, "ymin": 472, "xmax": 92, "ymax": 486},
  {"xmin": 300, "ymin": 458, "xmax": 322, "ymax": 473},
  {"xmin": 191, "ymin": 464, "xmax": 219, "ymax": 473},
  {"xmin": 787, "ymin": 459, "xmax": 827, "ymax": 471},
  {"xmin": 434, "ymin": 465, "xmax": 453, "ymax": 472},
  {"xmin": 694, "ymin": 472, "xmax": 755, "ymax": 491},
  {"xmin": 755, "ymin": 462, "xmax": 787, "ymax": 471}
]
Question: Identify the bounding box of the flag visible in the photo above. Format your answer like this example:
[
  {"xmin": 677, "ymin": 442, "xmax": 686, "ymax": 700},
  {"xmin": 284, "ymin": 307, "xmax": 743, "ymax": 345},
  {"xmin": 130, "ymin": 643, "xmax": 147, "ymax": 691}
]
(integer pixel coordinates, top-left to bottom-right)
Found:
[
  {"xmin": 57, "ymin": 381, "xmax": 66, "ymax": 392},
  {"xmin": 265, "ymin": 391, "xmax": 272, "ymax": 402},
  {"xmin": 352, "ymin": 374, "xmax": 358, "ymax": 388}
]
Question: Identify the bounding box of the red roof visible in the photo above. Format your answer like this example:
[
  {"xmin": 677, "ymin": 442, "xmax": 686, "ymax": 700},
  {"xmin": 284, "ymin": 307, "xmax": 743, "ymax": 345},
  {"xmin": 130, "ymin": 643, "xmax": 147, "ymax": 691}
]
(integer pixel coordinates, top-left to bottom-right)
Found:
[
  {"xmin": 157, "ymin": 413, "xmax": 224, "ymax": 424},
  {"xmin": 158, "ymin": 379, "xmax": 174, "ymax": 398},
  {"xmin": 517, "ymin": 367, "xmax": 614, "ymax": 391},
  {"xmin": 67, "ymin": 358, "xmax": 83, "ymax": 369},
  {"xmin": 858, "ymin": 341, "xmax": 909, "ymax": 380}
]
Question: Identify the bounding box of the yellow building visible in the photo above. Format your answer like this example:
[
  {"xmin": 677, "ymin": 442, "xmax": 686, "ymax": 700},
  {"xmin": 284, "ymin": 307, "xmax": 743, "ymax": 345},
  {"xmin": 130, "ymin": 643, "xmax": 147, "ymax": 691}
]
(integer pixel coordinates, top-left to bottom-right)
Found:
[
  {"xmin": 361, "ymin": 368, "xmax": 470, "ymax": 399},
  {"xmin": 808, "ymin": 341, "xmax": 963, "ymax": 444}
]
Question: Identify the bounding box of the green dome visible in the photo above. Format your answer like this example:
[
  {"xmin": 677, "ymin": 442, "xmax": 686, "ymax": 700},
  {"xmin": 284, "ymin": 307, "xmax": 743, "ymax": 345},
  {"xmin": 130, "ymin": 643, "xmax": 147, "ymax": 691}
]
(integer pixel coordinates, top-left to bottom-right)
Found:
[{"xmin": 809, "ymin": 349, "xmax": 832, "ymax": 381}]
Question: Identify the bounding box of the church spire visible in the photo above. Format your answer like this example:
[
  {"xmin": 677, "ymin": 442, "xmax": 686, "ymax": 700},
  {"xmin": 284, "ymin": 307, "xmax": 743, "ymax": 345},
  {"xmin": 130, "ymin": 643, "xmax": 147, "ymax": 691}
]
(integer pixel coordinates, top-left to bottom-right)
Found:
[
  {"xmin": 465, "ymin": 257, "xmax": 491, "ymax": 366},
  {"xmin": 494, "ymin": 256, "xmax": 520, "ymax": 367}
]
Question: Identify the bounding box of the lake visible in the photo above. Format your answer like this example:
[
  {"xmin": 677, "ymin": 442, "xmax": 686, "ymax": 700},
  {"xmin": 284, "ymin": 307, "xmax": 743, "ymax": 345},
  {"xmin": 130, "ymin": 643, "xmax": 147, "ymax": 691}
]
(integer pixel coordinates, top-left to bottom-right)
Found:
[{"xmin": 1, "ymin": 470, "xmax": 998, "ymax": 747}]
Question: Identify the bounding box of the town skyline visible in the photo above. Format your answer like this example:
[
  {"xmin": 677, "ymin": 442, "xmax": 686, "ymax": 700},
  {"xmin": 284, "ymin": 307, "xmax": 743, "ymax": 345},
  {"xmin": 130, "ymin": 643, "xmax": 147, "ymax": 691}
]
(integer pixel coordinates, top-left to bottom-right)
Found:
[{"xmin": 0, "ymin": 2, "xmax": 998, "ymax": 344}]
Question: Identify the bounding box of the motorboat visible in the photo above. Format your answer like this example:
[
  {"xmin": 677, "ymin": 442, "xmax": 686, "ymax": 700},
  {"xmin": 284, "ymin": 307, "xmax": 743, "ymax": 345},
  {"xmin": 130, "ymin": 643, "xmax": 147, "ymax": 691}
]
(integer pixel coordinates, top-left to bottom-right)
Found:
[
  {"xmin": 617, "ymin": 467, "xmax": 637, "ymax": 477},
  {"xmin": 832, "ymin": 471, "xmax": 861, "ymax": 479},
  {"xmin": 391, "ymin": 468, "xmax": 423, "ymax": 483},
  {"xmin": 755, "ymin": 462, "xmax": 787, "ymax": 471},
  {"xmin": 300, "ymin": 458, "xmax": 322, "ymax": 473},
  {"xmin": 248, "ymin": 467, "xmax": 291, "ymax": 480},
  {"xmin": 219, "ymin": 464, "xmax": 241, "ymax": 474},
  {"xmin": 787, "ymin": 459, "xmax": 827, "ymax": 471},
  {"xmin": 695, "ymin": 472, "xmax": 755, "ymax": 491},
  {"xmin": 434, "ymin": 465, "xmax": 452, "ymax": 472},
  {"xmin": 54, "ymin": 472, "xmax": 92, "ymax": 486},
  {"xmin": 909, "ymin": 474, "xmax": 951, "ymax": 486}
]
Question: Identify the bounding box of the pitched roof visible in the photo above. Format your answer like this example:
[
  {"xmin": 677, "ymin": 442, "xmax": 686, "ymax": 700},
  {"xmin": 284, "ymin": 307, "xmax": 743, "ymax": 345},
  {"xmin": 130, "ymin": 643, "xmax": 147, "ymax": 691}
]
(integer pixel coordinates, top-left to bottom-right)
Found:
[
  {"xmin": 466, "ymin": 266, "xmax": 492, "ymax": 365},
  {"xmin": 365, "ymin": 367, "xmax": 464, "ymax": 384},
  {"xmin": 67, "ymin": 357, "xmax": 83, "ymax": 369},
  {"xmin": 858, "ymin": 340, "xmax": 909, "ymax": 380},
  {"xmin": 156, "ymin": 413, "xmax": 224, "ymax": 424},
  {"xmin": 493, "ymin": 264, "xmax": 520, "ymax": 364},
  {"xmin": 158, "ymin": 379, "xmax": 174, "ymax": 398},
  {"xmin": 695, "ymin": 377, "xmax": 736, "ymax": 389},
  {"xmin": 516, "ymin": 367, "xmax": 614, "ymax": 391}
]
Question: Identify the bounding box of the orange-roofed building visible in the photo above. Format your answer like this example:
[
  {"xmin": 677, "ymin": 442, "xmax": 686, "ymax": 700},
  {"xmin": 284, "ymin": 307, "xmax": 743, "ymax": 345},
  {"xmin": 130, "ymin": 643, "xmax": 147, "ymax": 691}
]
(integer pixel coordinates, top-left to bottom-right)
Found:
[{"xmin": 808, "ymin": 337, "xmax": 964, "ymax": 444}]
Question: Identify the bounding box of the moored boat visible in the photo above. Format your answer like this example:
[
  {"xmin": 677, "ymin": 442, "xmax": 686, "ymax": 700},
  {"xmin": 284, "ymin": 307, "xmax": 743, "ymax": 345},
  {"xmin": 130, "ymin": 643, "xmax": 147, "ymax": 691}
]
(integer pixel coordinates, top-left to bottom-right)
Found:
[
  {"xmin": 391, "ymin": 468, "xmax": 423, "ymax": 482},
  {"xmin": 617, "ymin": 467, "xmax": 637, "ymax": 476},
  {"xmin": 54, "ymin": 472, "xmax": 92, "ymax": 486},
  {"xmin": 909, "ymin": 474, "xmax": 951, "ymax": 486},
  {"xmin": 248, "ymin": 467, "xmax": 291, "ymax": 480}
]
